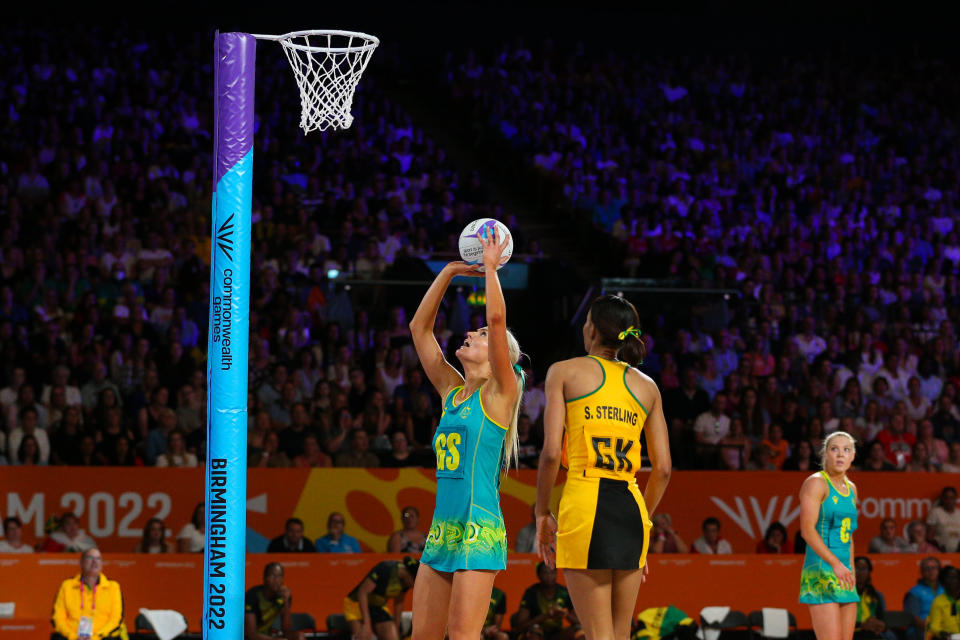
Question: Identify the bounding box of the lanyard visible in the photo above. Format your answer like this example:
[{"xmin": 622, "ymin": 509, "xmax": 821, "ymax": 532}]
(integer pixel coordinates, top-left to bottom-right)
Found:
[{"xmin": 80, "ymin": 580, "xmax": 97, "ymax": 615}]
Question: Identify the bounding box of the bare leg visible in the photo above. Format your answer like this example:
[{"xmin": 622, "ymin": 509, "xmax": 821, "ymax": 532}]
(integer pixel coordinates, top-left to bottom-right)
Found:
[
  {"xmin": 412, "ymin": 565, "xmax": 454, "ymax": 640},
  {"xmin": 809, "ymin": 603, "xmax": 843, "ymax": 640},
  {"xmin": 447, "ymin": 570, "xmax": 498, "ymax": 640},
  {"xmin": 839, "ymin": 603, "xmax": 857, "ymax": 640},
  {"xmin": 564, "ymin": 569, "xmax": 614, "ymax": 640},
  {"xmin": 375, "ymin": 621, "xmax": 400, "ymax": 640},
  {"xmin": 611, "ymin": 569, "xmax": 645, "ymax": 640}
]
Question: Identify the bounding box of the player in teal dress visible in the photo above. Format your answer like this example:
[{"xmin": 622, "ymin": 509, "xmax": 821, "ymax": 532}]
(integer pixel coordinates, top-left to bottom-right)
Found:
[
  {"xmin": 799, "ymin": 431, "xmax": 859, "ymax": 640},
  {"xmin": 409, "ymin": 225, "xmax": 524, "ymax": 640}
]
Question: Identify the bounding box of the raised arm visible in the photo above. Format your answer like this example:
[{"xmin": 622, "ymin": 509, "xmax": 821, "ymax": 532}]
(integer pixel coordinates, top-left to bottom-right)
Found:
[
  {"xmin": 535, "ymin": 361, "xmax": 566, "ymax": 568},
  {"xmin": 409, "ymin": 263, "xmax": 478, "ymax": 397},
  {"xmin": 479, "ymin": 227, "xmax": 518, "ymax": 398}
]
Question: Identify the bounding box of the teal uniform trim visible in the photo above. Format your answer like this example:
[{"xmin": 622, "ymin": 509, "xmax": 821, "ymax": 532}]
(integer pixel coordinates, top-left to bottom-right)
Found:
[
  {"xmin": 799, "ymin": 472, "xmax": 859, "ymax": 604},
  {"xmin": 423, "ymin": 385, "xmax": 507, "ymax": 572}
]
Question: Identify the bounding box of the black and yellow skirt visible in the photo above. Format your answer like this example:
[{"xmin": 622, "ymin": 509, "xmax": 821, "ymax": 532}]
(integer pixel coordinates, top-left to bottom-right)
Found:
[{"xmin": 556, "ymin": 476, "xmax": 651, "ymax": 570}]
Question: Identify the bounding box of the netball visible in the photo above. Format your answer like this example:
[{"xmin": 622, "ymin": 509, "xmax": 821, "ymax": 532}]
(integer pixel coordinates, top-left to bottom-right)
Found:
[{"xmin": 458, "ymin": 218, "xmax": 514, "ymax": 270}]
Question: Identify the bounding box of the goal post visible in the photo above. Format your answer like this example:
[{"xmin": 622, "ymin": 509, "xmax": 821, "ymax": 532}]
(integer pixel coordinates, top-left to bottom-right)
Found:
[
  {"xmin": 204, "ymin": 28, "xmax": 377, "ymax": 640},
  {"xmin": 204, "ymin": 30, "xmax": 255, "ymax": 640}
]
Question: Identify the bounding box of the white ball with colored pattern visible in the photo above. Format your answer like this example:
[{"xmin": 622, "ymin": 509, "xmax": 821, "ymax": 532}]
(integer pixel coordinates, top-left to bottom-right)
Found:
[{"xmin": 458, "ymin": 218, "xmax": 513, "ymax": 271}]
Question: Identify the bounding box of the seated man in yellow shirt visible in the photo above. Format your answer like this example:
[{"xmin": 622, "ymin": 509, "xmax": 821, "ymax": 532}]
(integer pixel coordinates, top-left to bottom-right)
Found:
[
  {"xmin": 927, "ymin": 566, "xmax": 960, "ymax": 640},
  {"xmin": 51, "ymin": 548, "xmax": 127, "ymax": 640}
]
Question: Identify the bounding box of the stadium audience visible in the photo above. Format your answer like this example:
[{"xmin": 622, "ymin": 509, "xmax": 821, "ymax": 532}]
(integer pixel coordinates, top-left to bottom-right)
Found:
[
  {"xmin": 335, "ymin": 429, "xmax": 380, "ymax": 468},
  {"xmin": 904, "ymin": 557, "xmax": 943, "ymax": 640},
  {"xmin": 134, "ymin": 517, "xmax": 170, "ymax": 553},
  {"xmin": 0, "ymin": 516, "xmax": 33, "ymax": 553},
  {"xmin": 906, "ymin": 521, "xmax": 941, "ymax": 553},
  {"xmin": 0, "ymin": 22, "xmax": 527, "ymax": 477},
  {"xmin": 692, "ymin": 517, "xmax": 733, "ymax": 554},
  {"xmin": 868, "ymin": 518, "xmax": 909, "ymax": 553},
  {"xmin": 38, "ymin": 512, "xmax": 97, "ymax": 553},
  {"xmin": 386, "ymin": 506, "xmax": 426, "ymax": 553},
  {"xmin": 4, "ymin": 24, "xmax": 960, "ymax": 483},
  {"xmin": 177, "ymin": 502, "xmax": 205, "ymax": 553},
  {"xmin": 926, "ymin": 487, "xmax": 960, "ymax": 552},
  {"xmin": 651, "ymin": 513, "xmax": 689, "ymax": 554},
  {"xmin": 756, "ymin": 522, "xmax": 793, "ymax": 554},
  {"xmin": 315, "ymin": 511, "xmax": 362, "ymax": 553},
  {"xmin": 447, "ymin": 39, "xmax": 960, "ymax": 474},
  {"xmin": 267, "ymin": 518, "xmax": 315, "ymax": 553},
  {"xmin": 154, "ymin": 428, "xmax": 198, "ymax": 467}
]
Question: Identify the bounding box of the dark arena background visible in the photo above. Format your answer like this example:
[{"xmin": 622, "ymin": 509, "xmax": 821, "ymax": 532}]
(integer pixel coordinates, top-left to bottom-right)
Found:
[{"xmin": 2, "ymin": 2, "xmax": 960, "ymax": 639}]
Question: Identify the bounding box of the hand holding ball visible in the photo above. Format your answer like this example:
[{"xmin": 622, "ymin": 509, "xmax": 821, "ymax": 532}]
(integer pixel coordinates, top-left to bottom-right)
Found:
[{"xmin": 458, "ymin": 218, "xmax": 513, "ymax": 271}]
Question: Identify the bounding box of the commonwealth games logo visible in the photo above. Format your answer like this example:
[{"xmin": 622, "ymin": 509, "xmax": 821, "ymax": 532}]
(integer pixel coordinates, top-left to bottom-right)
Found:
[{"xmin": 217, "ymin": 214, "xmax": 236, "ymax": 262}]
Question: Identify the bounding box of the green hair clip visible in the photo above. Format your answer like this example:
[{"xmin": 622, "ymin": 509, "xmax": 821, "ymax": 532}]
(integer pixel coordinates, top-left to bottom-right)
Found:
[{"xmin": 513, "ymin": 363, "xmax": 526, "ymax": 391}]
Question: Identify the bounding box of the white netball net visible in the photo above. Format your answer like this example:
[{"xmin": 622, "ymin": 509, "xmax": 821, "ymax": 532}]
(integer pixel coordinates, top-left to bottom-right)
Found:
[{"xmin": 260, "ymin": 30, "xmax": 379, "ymax": 133}]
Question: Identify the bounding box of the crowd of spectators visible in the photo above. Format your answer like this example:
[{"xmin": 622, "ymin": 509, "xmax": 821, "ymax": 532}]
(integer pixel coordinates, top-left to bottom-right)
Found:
[
  {"xmin": 6, "ymin": 23, "xmax": 960, "ymax": 475},
  {"xmin": 0, "ymin": 23, "xmax": 532, "ymax": 469},
  {"xmin": 448, "ymin": 41, "xmax": 960, "ymax": 471}
]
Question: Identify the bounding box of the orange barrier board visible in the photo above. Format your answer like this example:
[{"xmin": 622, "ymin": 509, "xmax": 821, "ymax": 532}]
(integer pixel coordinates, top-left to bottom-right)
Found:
[
  {"xmin": 0, "ymin": 553, "xmax": 955, "ymax": 639},
  {"xmin": 0, "ymin": 469, "xmax": 955, "ymax": 554}
]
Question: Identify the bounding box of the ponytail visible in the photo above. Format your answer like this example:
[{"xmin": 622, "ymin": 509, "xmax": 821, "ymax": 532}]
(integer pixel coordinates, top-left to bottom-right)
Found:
[
  {"xmin": 618, "ymin": 327, "xmax": 646, "ymax": 367},
  {"xmin": 589, "ymin": 295, "xmax": 646, "ymax": 367}
]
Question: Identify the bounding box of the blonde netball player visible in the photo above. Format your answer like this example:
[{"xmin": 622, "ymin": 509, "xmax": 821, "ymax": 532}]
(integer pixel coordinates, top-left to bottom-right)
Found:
[
  {"xmin": 799, "ymin": 431, "xmax": 859, "ymax": 640},
  {"xmin": 535, "ymin": 294, "xmax": 672, "ymax": 640},
  {"xmin": 410, "ymin": 226, "xmax": 524, "ymax": 640}
]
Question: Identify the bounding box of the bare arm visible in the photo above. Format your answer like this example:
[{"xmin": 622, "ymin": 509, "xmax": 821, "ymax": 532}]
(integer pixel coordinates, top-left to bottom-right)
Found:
[
  {"xmin": 479, "ymin": 228, "xmax": 517, "ymax": 401},
  {"xmin": 651, "ymin": 535, "xmax": 665, "ymax": 554},
  {"xmin": 670, "ymin": 529, "xmax": 690, "ymax": 553},
  {"xmin": 386, "ymin": 532, "xmax": 403, "ymax": 553},
  {"xmin": 535, "ymin": 362, "xmax": 566, "ymax": 568},
  {"xmin": 849, "ymin": 481, "xmax": 858, "ymax": 566},
  {"xmin": 409, "ymin": 264, "xmax": 475, "ymax": 397},
  {"xmin": 642, "ymin": 383, "xmax": 671, "ymax": 516},
  {"xmin": 355, "ymin": 578, "xmax": 377, "ymax": 638},
  {"xmin": 799, "ymin": 475, "xmax": 854, "ymax": 589},
  {"xmin": 393, "ymin": 593, "xmax": 405, "ymax": 635},
  {"xmin": 279, "ymin": 587, "xmax": 294, "ymax": 639}
]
